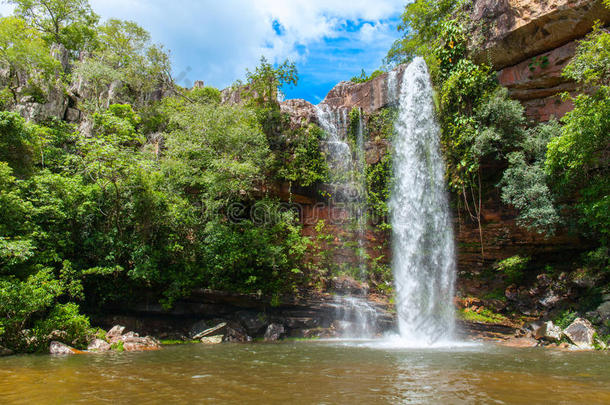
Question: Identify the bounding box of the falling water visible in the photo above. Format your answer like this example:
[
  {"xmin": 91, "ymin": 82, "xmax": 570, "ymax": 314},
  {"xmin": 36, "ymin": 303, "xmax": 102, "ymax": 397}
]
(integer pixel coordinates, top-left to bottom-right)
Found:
[
  {"xmin": 332, "ymin": 296, "xmax": 379, "ymax": 338},
  {"xmin": 389, "ymin": 57, "xmax": 457, "ymax": 345},
  {"xmin": 315, "ymin": 103, "xmax": 372, "ymax": 338},
  {"xmin": 386, "ymin": 70, "xmax": 398, "ymax": 105}
]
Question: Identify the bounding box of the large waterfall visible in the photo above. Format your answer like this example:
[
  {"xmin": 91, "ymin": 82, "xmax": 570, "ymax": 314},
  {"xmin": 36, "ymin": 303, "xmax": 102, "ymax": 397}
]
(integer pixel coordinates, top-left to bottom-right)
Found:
[{"xmin": 389, "ymin": 57, "xmax": 457, "ymax": 345}]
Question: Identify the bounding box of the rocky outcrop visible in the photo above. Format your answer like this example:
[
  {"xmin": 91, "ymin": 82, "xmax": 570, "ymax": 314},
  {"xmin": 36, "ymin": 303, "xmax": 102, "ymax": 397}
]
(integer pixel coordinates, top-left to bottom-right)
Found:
[
  {"xmin": 93, "ymin": 289, "xmax": 394, "ymax": 341},
  {"xmin": 106, "ymin": 326, "xmax": 161, "ymax": 351},
  {"xmin": 470, "ymin": 0, "xmax": 610, "ymax": 122},
  {"xmin": 320, "ymin": 65, "xmax": 406, "ymax": 114},
  {"xmin": 280, "ymin": 98, "xmax": 317, "ymax": 128},
  {"xmin": 471, "ymin": 0, "xmax": 610, "ymax": 70}
]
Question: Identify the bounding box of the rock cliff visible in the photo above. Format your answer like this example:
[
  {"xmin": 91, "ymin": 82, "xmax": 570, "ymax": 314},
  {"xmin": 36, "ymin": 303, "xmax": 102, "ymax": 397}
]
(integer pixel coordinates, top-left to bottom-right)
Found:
[{"xmin": 471, "ymin": 0, "xmax": 610, "ymax": 121}]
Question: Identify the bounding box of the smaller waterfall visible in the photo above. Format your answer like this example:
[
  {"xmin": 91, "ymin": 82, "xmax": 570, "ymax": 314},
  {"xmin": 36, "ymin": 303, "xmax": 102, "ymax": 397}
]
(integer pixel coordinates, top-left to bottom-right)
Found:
[
  {"xmin": 386, "ymin": 70, "xmax": 399, "ymax": 105},
  {"xmin": 389, "ymin": 58, "xmax": 457, "ymax": 345},
  {"xmin": 332, "ymin": 296, "xmax": 379, "ymax": 338}
]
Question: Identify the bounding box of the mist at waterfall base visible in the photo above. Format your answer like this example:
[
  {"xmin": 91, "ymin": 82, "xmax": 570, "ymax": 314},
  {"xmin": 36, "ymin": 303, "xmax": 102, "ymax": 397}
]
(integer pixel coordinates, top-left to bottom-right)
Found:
[{"xmin": 315, "ymin": 58, "xmax": 464, "ymax": 348}]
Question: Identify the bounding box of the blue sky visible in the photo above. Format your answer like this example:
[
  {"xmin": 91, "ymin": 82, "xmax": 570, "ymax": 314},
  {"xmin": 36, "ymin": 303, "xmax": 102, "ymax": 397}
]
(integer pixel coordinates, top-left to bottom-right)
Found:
[{"xmin": 0, "ymin": 0, "xmax": 407, "ymax": 104}]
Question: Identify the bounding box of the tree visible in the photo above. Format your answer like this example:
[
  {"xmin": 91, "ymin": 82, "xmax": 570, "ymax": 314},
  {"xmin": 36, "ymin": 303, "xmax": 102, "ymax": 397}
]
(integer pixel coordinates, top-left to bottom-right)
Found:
[
  {"xmin": 0, "ymin": 16, "xmax": 59, "ymax": 102},
  {"xmin": 75, "ymin": 19, "xmax": 171, "ymax": 112},
  {"xmin": 386, "ymin": 0, "xmax": 458, "ymax": 65},
  {"xmin": 244, "ymin": 56, "xmax": 298, "ymax": 108},
  {"xmin": 8, "ymin": 0, "xmax": 99, "ymax": 52}
]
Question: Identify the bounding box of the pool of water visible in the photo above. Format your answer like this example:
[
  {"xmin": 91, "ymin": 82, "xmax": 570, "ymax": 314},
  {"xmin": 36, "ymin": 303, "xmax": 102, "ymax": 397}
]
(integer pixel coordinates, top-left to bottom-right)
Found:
[{"xmin": 1, "ymin": 341, "xmax": 609, "ymax": 404}]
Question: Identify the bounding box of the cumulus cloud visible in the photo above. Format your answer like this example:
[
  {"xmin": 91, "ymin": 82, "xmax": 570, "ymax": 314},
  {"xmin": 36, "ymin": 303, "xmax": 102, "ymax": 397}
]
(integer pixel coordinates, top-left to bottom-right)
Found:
[{"xmin": 1, "ymin": 0, "xmax": 406, "ymax": 100}]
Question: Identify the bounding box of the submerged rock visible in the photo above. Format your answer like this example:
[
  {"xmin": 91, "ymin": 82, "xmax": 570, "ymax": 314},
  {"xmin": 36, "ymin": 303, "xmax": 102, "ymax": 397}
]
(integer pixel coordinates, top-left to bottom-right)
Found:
[
  {"xmin": 50, "ymin": 341, "xmax": 83, "ymax": 355},
  {"xmin": 564, "ymin": 318, "xmax": 596, "ymax": 349},
  {"xmin": 264, "ymin": 324, "xmax": 286, "ymax": 341}
]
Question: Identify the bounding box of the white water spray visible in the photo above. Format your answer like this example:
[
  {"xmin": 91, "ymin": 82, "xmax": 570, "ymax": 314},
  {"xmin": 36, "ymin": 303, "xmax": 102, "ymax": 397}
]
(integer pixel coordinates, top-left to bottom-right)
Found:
[{"xmin": 389, "ymin": 57, "xmax": 457, "ymax": 345}]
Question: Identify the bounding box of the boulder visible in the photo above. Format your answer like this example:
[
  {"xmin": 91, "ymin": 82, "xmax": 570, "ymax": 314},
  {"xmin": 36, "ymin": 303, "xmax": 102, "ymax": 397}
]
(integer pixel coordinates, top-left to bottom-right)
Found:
[
  {"xmin": 121, "ymin": 335, "xmax": 160, "ymax": 352},
  {"xmin": 200, "ymin": 335, "xmax": 223, "ymax": 345},
  {"xmin": 264, "ymin": 323, "xmax": 286, "ymax": 342},
  {"xmin": 107, "ymin": 325, "xmax": 126, "ymax": 341},
  {"xmin": 533, "ymin": 321, "xmax": 563, "ymax": 342},
  {"xmin": 50, "ymin": 341, "xmax": 83, "ymax": 355},
  {"xmin": 564, "ymin": 318, "xmax": 596, "ymax": 349},
  {"xmin": 87, "ymin": 339, "xmax": 111, "ymax": 352}
]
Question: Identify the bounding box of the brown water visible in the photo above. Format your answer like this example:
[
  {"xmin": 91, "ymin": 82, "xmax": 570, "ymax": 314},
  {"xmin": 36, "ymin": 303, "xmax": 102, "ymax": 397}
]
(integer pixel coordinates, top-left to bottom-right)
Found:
[{"xmin": 1, "ymin": 341, "xmax": 609, "ymax": 404}]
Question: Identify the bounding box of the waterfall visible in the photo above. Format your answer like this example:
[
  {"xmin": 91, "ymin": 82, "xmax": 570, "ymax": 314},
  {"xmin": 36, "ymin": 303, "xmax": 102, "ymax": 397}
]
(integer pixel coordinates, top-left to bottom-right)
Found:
[
  {"xmin": 389, "ymin": 57, "xmax": 457, "ymax": 345},
  {"xmin": 315, "ymin": 103, "xmax": 373, "ymax": 338},
  {"xmin": 314, "ymin": 104, "xmax": 367, "ymax": 278}
]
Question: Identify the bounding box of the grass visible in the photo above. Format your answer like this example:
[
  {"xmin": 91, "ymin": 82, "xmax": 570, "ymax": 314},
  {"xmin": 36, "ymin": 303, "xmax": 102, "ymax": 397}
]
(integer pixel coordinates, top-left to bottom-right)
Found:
[{"xmin": 458, "ymin": 307, "xmax": 509, "ymax": 324}]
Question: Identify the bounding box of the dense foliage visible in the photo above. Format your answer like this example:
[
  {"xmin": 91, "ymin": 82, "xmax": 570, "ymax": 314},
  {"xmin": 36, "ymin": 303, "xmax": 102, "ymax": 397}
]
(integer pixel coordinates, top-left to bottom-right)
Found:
[{"xmin": 0, "ymin": 1, "xmax": 328, "ymax": 352}]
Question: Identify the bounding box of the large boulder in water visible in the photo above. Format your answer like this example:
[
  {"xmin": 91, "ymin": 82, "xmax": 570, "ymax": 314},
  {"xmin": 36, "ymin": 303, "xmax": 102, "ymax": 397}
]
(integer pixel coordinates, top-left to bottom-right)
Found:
[
  {"xmin": 564, "ymin": 318, "xmax": 596, "ymax": 349},
  {"xmin": 50, "ymin": 341, "xmax": 83, "ymax": 355},
  {"xmin": 120, "ymin": 332, "xmax": 161, "ymax": 351}
]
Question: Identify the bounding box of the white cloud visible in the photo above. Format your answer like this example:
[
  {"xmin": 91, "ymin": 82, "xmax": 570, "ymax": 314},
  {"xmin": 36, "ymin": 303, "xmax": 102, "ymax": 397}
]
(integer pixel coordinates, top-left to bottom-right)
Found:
[
  {"xmin": 87, "ymin": 0, "xmax": 404, "ymax": 88},
  {"xmin": 1, "ymin": 0, "xmax": 405, "ymax": 95}
]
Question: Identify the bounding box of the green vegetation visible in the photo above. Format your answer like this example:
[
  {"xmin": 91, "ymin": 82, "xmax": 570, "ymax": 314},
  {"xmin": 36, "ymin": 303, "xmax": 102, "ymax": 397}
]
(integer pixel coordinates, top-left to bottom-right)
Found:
[
  {"xmin": 458, "ymin": 307, "xmax": 508, "ymax": 325},
  {"xmin": 350, "ymin": 69, "xmax": 384, "ymax": 84},
  {"xmin": 390, "ymin": 1, "xmax": 609, "ymax": 271},
  {"xmin": 0, "ymin": 0, "xmax": 330, "ymax": 353},
  {"xmin": 495, "ymin": 256, "xmax": 529, "ymax": 284}
]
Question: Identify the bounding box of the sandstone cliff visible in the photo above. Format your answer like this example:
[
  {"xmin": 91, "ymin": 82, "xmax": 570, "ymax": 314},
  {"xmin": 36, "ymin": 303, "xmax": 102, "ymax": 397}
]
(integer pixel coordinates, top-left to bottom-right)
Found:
[{"xmin": 471, "ymin": 0, "xmax": 610, "ymax": 121}]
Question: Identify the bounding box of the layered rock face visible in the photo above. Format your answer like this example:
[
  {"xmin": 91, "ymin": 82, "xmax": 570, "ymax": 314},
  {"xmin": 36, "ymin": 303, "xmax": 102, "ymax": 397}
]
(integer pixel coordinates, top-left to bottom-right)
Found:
[{"xmin": 471, "ymin": 0, "xmax": 610, "ymax": 122}]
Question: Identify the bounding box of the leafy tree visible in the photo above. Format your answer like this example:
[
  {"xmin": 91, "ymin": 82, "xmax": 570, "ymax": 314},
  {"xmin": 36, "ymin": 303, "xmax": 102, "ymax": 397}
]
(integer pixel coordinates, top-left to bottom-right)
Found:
[
  {"xmin": 8, "ymin": 0, "xmax": 99, "ymax": 52},
  {"xmin": 501, "ymin": 121, "xmax": 561, "ymax": 234},
  {"xmin": 0, "ymin": 16, "xmax": 59, "ymax": 102},
  {"xmin": 75, "ymin": 19, "xmax": 170, "ymax": 112},
  {"xmin": 0, "ymin": 111, "xmax": 35, "ymax": 176},
  {"xmin": 244, "ymin": 56, "xmax": 298, "ymax": 108},
  {"xmin": 386, "ymin": 0, "xmax": 458, "ymax": 65}
]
